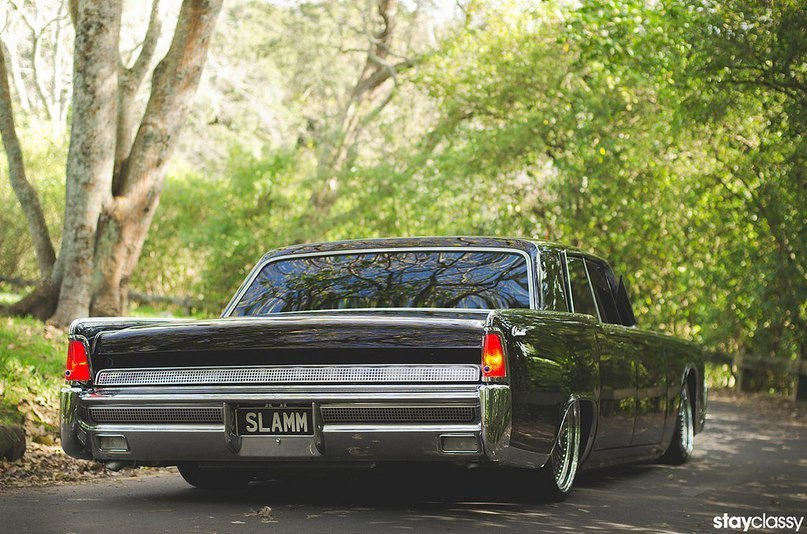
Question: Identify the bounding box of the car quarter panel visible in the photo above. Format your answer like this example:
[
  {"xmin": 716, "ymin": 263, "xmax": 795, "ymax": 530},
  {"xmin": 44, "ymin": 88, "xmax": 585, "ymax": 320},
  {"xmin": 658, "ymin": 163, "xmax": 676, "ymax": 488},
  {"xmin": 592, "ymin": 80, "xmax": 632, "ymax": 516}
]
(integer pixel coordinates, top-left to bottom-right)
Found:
[
  {"xmin": 659, "ymin": 335, "xmax": 707, "ymax": 445},
  {"xmin": 490, "ymin": 309, "xmax": 599, "ymax": 458}
]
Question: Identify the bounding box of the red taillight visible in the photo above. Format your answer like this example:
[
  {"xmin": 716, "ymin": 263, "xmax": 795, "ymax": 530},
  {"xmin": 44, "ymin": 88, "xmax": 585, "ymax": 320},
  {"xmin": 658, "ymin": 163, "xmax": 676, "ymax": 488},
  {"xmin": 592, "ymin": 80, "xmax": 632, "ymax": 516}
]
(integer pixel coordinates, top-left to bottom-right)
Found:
[
  {"xmin": 65, "ymin": 340, "xmax": 90, "ymax": 382},
  {"xmin": 482, "ymin": 332, "xmax": 506, "ymax": 379}
]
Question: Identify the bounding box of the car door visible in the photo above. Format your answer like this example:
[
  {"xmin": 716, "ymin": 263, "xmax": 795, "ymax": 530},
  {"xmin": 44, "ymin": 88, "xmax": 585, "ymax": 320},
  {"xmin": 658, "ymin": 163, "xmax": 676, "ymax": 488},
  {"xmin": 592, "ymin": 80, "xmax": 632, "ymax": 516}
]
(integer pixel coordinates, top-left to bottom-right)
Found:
[
  {"xmin": 586, "ymin": 259, "xmax": 667, "ymax": 447},
  {"xmin": 566, "ymin": 255, "xmax": 636, "ymax": 449}
]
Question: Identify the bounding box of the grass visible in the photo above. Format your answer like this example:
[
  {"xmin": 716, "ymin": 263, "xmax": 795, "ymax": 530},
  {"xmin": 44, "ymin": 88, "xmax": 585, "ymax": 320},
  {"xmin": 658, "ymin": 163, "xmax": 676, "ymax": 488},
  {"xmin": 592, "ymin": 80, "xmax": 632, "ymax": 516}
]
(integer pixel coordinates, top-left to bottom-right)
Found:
[
  {"xmin": 0, "ymin": 316, "xmax": 65, "ymax": 430},
  {"xmin": 0, "ymin": 307, "xmax": 206, "ymax": 434},
  {"xmin": 0, "ymin": 291, "xmax": 22, "ymax": 306}
]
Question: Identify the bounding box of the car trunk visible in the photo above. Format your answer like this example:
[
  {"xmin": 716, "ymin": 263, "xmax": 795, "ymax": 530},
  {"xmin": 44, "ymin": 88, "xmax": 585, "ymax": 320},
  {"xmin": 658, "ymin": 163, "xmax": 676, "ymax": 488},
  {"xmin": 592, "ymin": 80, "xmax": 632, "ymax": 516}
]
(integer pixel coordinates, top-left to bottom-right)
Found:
[{"xmin": 89, "ymin": 313, "xmax": 487, "ymax": 376}]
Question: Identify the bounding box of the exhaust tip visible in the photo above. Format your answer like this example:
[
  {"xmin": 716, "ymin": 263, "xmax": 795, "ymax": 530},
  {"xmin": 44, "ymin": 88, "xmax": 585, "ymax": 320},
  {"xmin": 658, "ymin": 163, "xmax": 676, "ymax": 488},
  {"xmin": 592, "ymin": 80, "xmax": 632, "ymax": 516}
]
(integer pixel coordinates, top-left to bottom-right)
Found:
[{"xmin": 103, "ymin": 460, "xmax": 134, "ymax": 472}]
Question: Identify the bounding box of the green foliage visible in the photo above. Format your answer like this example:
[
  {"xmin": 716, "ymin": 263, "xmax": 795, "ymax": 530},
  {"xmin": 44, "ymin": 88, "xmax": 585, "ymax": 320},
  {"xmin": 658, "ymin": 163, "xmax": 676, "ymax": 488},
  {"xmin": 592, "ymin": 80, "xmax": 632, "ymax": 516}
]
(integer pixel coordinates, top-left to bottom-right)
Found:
[
  {"xmin": 2, "ymin": 0, "xmax": 803, "ymax": 395},
  {"xmin": 0, "ymin": 317, "xmax": 64, "ymax": 427},
  {"xmin": 0, "ymin": 127, "xmax": 66, "ymax": 277},
  {"xmin": 133, "ymin": 147, "xmax": 314, "ymax": 307}
]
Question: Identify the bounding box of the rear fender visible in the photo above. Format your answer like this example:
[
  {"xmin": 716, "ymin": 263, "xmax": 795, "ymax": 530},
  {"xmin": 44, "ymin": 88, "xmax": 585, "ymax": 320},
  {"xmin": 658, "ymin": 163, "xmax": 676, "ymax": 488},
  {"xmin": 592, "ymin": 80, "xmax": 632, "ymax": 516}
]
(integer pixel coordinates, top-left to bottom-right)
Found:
[{"xmin": 485, "ymin": 309, "xmax": 599, "ymax": 458}]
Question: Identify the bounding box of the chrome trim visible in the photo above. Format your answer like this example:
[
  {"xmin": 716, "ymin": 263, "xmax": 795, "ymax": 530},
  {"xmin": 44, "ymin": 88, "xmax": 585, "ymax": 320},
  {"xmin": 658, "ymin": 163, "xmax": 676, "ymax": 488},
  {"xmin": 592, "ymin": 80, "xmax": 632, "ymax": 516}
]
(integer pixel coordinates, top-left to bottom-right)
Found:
[
  {"xmin": 237, "ymin": 307, "xmax": 492, "ymax": 315},
  {"xmin": 96, "ymin": 434, "xmax": 130, "ymax": 452},
  {"xmin": 79, "ymin": 383, "xmax": 484, "ymax": 403},
  {"xmin": 95, "ymin": 364, "xmax": 481, "ymax": 386},
  {"xmin": 439, "ymin": 433, "xmax": 482, "ymax": 454},
  {"xmin": 61, "ymin": 384, "xmax": 556, "ymax": 465},
  {"xmin": 511, "ymin": 326, "xmax": 527, "ymax": 337},
  {"xmin": 68, "ymin": 317, "xmax": 188, "ymax": 335},
  {"xmin": 560, "ymin": 249, "xmax": 574, "ymax": 312},
  {"xmin": 535, "ymin": 247, "xmax": 544, "ymax": 309},
  {"xmin": 480, "ymin": 384, "xmax": 512, "ymax": 460},
  {"xmin": 60, "ymin": 387, "xmax": 92, "ymax": 460},
  {"xmin": 565, "ymin": 253, "xmax": 601, "ymax": 321},
  {"xmin": 550, "ymin": 399, "xmax": 581, "ymax": 492},
  {"xmin": 222, "ymin": 246, "xmax": 537, "ymax": 317},
  {"xmin": 479, "ymin": 383, "xmax": 549, "ymax": 468},
  {"xmin": 80, "ymin": 421, "xmax": 223, "ymax": 433},
  {"xmin": 580, "ymin": 256, "xmax": 603, "ymax": 322},
  {"xmin": 322, "ymin": 423, "xmax": 480, "ymax": 433}
]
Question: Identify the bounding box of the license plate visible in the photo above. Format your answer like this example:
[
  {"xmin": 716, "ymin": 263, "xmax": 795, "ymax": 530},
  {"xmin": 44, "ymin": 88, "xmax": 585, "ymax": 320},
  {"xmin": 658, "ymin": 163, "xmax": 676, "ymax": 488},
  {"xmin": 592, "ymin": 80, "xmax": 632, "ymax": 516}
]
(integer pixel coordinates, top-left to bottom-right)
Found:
[{"xmin": 235, "ymin": 407, "xmax": 314, "ymax": 436}]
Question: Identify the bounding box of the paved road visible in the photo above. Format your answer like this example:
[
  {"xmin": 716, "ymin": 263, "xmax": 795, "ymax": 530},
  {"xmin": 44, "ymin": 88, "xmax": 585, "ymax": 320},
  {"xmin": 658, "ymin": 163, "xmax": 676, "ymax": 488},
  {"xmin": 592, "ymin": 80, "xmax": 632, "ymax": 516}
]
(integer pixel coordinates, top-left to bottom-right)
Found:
[{"xmin": 1, "ymin": 399, "xmax": 805, "ymax": 533}]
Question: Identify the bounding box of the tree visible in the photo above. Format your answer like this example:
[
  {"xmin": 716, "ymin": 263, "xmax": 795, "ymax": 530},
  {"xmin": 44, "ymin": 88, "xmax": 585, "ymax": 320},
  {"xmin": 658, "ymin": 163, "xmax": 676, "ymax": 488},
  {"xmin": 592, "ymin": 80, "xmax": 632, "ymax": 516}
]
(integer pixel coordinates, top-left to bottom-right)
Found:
[
  {"xmin": 0, "ymin": 0, "xmax": 223, "ymax": 325},
  {"xmin": 1, "ymin": 0, "xmax": 74, "ymax": 132},
  {"xmin": 311, "ymin": 0, "xmax": 417, "ymax": 211}
]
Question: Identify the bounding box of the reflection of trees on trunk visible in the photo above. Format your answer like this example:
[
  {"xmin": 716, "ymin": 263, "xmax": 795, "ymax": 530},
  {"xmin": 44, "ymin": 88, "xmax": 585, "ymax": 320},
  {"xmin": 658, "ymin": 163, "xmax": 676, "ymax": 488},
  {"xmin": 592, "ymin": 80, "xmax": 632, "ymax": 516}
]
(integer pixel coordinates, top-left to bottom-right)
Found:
[{"xmin": 233, "ymin": 251, "xmax": 531, "ymax": 315}]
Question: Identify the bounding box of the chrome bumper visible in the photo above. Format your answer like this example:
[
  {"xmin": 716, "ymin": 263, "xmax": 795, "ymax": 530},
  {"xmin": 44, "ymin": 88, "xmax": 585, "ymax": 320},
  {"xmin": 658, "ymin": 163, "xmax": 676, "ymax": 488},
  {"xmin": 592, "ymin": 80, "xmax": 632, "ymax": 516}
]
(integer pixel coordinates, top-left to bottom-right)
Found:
[{"xmin": 61, "ymin": 383, "xmax": 547, "ymax": 468}]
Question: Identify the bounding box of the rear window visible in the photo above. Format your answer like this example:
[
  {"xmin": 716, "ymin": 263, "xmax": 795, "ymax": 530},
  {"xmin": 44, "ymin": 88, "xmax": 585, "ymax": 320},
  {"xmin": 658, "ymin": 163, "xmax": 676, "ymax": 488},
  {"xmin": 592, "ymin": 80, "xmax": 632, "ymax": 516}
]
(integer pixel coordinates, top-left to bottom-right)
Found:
[{"xmin": 231, "ymin": 250, "xmax": 532, "ymax": 315}]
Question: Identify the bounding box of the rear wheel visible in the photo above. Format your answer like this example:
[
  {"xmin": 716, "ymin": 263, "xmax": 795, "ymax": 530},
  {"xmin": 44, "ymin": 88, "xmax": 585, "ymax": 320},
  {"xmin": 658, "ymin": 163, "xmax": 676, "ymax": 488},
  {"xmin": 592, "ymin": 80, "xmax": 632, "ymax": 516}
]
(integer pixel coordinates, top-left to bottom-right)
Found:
[
  {"xmin": 177, "ymin": 464, "xmax": 253, "ymax": 490},
  {"xmin": 538, "ymin": 401, "xmax": 581, "ymax": 501},
  {"xmin": 661, "ymin": 384, "xmax": 694, "ymax": 464}
]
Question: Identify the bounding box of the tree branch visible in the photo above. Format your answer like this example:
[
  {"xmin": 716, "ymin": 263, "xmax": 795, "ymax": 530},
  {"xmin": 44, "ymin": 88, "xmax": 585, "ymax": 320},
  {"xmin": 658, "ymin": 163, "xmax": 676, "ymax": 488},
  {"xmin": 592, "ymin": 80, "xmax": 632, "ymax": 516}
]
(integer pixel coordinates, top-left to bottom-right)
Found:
[
  {"xmin": 67, "ymin": 0, "xmax": 78, "ymax": 26},
  {"xmin": 0, "ymin": 44, "xmax": 56, "ymax": 278},
  {"xmin": 0, "ymin": 39, "xmax": 31, "ymax": 112},
  {"xmin": 123, "ymin": 0, "xmax": 162, "ymax": 87},
  {"xmin": 118, "ymin": 0, "xmax": 222, "ymax": 203},
  {"xmin": 113, "ymin": 0, "xmax": 162, "ymax": 193},
  {"xmin": 313, "ymin": 0, "xmax": 406, "ymax": 209}
]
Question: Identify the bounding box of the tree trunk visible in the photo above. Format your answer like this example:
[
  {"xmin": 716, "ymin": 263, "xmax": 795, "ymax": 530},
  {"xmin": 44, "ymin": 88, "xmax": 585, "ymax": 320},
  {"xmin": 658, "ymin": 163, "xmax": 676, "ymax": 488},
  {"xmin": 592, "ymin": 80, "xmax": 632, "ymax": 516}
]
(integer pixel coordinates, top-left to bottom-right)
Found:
[
  {"xmin": 0, "ymin": 43, "xmax": 56, "ymax": 279},
  {"xmin": 2, "ymin": 0, "xmax": 222, "ymax": 325},
  {"xmin": 91, "ymin": 0, "xmax": 223, "ymax": 316},
  {"xmin": 48, "ymin": 1, "xmax": 122, "ymax": 326},
  {"xmin": 7, "ymin": 275, "xmax": 61, "ymax": 320}
]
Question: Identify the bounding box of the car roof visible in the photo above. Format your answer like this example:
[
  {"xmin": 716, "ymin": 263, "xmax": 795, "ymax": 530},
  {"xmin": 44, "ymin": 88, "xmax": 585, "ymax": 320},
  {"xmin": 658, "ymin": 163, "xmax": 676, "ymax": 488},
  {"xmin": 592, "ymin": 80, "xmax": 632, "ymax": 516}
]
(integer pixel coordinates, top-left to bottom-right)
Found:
[{"xmin": 258, "ymin": 236, "xmax": 606, "ymax": 264}]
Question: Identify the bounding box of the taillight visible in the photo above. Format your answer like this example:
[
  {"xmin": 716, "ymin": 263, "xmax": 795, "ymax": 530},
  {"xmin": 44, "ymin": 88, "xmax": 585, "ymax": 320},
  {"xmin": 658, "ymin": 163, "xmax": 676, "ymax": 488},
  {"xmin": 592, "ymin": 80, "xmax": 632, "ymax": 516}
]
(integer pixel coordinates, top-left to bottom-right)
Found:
[
  {"xmin": 482, "ymin": 332, "xmax": 506, "ymax": 379},
  {"xmin": 65, "ymin": 339, "xmax": 90, "ymax": 382}
]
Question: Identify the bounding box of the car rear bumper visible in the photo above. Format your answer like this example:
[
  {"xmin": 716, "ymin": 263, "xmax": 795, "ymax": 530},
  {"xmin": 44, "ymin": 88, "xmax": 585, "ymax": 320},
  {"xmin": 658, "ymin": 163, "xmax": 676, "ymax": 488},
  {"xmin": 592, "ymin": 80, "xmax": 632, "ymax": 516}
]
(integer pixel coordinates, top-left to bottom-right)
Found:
[{"xmin": 61, "ymin": 383, "xmax": 547, "ymax": 468}]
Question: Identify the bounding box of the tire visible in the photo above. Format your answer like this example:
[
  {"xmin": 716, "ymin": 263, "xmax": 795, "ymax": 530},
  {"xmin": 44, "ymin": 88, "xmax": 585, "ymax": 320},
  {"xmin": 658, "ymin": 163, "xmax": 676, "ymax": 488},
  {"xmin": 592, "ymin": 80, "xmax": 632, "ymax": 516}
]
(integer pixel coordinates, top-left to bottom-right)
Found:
[
  {"xmin": 660, "ymin": 384, "xmax": 695, "ymax": 465},
  {"xmin": 538, "ymin": 401, "xmax": 581, "ymax": 502},
  {"xmin": 177, "ymin": 464, "xmax": 253, "ymax": 490}
]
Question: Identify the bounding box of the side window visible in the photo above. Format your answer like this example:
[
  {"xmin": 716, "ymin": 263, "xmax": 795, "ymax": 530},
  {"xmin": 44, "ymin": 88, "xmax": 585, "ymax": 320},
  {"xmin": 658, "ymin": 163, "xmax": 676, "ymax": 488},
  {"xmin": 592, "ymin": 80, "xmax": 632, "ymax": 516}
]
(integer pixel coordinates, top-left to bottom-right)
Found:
[
  {"xmin": 614, "ymin": 276, "xmax": 637, "ymax": 327},
  {"xmin": 540, "ymin": 250, "xmax": 569, "ymax": 312},
  {"xmin": 586, "ymin": 260, "xmax": 622, "ymax": 324},
  {"xmin": 566, "ymin": 256, "xmax": 598, "ymax": 318}
]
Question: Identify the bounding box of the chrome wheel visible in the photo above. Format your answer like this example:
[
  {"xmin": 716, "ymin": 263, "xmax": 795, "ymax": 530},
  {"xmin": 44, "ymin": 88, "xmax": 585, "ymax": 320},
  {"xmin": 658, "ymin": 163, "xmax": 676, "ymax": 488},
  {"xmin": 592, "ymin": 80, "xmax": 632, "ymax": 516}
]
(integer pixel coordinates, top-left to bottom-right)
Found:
[
  {"xmin": 678, "ymin": 386, "xmax": 694, "ymax": 458},
  {"xmin": 660, "ymin": 383, "xmax": 695, "ymax": 464},
  {"xmin": 549, "ymin": 401, "xmax": 581, "ymax": 494}
]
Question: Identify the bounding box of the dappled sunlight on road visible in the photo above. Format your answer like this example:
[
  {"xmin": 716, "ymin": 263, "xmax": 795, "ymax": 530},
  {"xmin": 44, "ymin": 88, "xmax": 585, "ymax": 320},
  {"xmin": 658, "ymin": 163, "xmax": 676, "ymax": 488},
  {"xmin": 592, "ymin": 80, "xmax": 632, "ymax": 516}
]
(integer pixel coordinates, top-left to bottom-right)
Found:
[{"xmin": 1, "ymin": 399, "xmax": 804, "ymax": 533}]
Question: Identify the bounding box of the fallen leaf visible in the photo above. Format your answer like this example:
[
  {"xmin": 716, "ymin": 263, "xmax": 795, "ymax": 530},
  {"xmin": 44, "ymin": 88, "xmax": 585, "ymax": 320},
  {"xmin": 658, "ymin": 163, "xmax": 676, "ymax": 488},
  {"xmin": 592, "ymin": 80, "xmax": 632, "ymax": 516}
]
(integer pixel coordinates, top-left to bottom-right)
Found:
[{"xmin": 257, "ymin": 506, "xmax": 273, "ymax": 519}]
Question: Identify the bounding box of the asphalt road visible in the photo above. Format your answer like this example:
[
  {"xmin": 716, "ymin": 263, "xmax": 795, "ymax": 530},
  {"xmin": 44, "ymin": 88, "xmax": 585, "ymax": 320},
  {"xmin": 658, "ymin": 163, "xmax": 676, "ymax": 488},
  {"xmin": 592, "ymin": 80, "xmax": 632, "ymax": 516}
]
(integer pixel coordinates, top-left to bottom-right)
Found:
[{"xmin": 1, "ymin": 399, "xmax": 805, "ymax": 533}]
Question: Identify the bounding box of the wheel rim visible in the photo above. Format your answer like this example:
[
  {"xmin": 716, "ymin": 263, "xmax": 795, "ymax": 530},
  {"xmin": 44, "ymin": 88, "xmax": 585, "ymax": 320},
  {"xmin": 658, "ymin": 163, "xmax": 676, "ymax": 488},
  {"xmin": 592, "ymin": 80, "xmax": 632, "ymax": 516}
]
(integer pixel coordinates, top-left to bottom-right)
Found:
[
  {"xmin": 679, "ymin": 387, "xmax": 694, "ymax": 457},
  {"xmin": 550, "ymin": 402, "xmax": 581, "ymax": 493}
]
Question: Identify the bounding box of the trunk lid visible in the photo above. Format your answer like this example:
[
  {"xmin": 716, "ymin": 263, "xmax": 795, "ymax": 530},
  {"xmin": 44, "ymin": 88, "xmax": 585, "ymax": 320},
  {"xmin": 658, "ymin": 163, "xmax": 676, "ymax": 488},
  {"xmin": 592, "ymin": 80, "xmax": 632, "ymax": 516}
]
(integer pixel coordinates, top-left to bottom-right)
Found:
[{"xmin": 90, "ymin": 312, "xmax": 488, "ymax": 373}]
